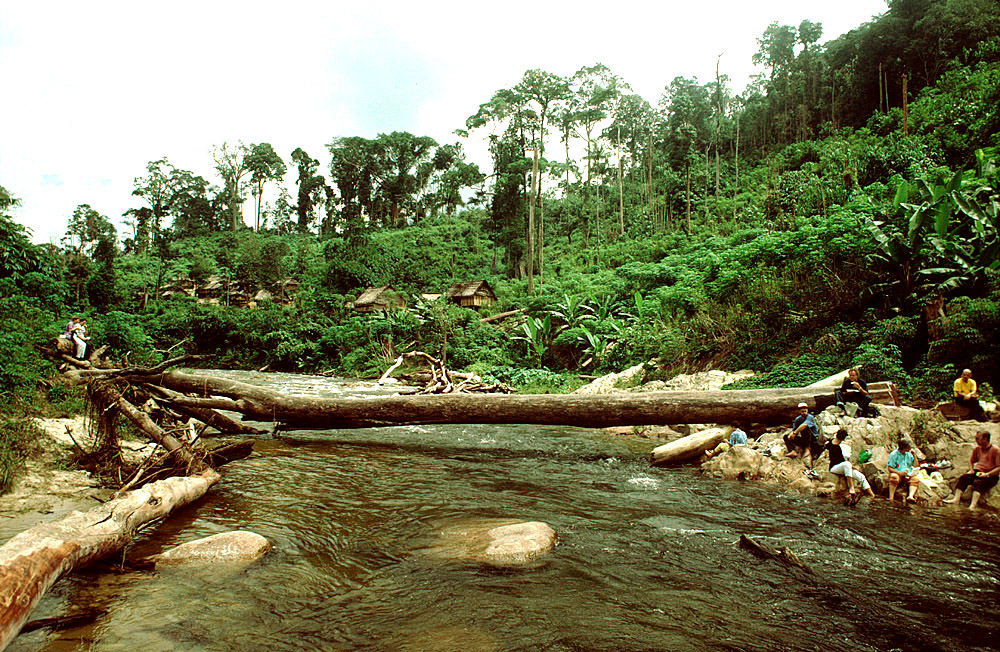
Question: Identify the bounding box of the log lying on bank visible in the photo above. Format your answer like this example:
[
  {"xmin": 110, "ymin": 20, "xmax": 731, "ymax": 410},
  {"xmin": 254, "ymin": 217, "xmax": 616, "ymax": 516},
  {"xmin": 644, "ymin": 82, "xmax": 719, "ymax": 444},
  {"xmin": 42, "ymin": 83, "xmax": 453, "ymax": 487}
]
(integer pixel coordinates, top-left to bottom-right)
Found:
[
  {"xmin": 0, "ymin": 469, "xmax": 220, "ymax": 650},
  {"xmin": 133, "ymin": 370, "xmax": 837, "ymax": 429},
  {"xmin": 650, "ymin": 427, "xmax": 728, "ymax": 467}
]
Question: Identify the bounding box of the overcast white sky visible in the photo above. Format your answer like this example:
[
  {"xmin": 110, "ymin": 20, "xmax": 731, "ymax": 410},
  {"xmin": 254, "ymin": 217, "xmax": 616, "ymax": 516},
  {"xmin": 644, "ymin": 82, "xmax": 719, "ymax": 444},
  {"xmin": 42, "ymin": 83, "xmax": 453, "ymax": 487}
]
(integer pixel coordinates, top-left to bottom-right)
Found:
[{"xmin": 0, "ymin": 0, "xmax": 888, "ymax": 244}]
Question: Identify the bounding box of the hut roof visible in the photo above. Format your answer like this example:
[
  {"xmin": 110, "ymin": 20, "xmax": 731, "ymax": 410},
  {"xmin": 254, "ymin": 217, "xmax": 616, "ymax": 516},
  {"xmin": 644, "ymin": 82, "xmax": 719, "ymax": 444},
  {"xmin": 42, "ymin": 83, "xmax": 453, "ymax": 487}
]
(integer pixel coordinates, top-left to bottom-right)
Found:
[
  {"xmin": 445, "ymin": 280, "xmax": 495, "ymax": 299},
  {"xmin": 355, "ymin": 286, "xmax": 398, "ymax": 306},
  {"xmin": 420, "ymin": 293, "xmax": 442, "ymax": 302},
  {"xmin": 200, "ymin": 276, "xmax": 227, "ymax": 291},
  {"xmin": 253, "ymin": 289, "xmax": 274, "ymax": 302}
]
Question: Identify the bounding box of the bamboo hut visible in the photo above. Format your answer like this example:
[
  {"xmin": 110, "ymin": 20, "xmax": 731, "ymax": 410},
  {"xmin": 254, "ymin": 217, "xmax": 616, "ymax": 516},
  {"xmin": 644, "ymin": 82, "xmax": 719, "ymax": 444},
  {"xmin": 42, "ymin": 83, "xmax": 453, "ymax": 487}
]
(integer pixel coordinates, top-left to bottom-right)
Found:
[
  {"xmin": 351, "ymin": 286, "xmax": 407, "ymax": 313},
  {"xmin": 445, "ymin": 280, "xmax": 496, "ymax": 308}
]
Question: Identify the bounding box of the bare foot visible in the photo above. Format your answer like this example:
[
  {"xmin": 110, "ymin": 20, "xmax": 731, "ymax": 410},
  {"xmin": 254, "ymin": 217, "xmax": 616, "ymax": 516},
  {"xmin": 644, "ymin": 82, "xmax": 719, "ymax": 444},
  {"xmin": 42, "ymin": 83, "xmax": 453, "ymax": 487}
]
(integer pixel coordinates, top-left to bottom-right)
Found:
[
  {"xmin": 906, "ymin": 496, "xmax": 917, "ymax": 504},
  {"xmin": 943, "ymin": 497, "xmax": 960, "ymax": 504},
  {"xmin": 785, "ymin": 451, "xmax": 798, "ymax": 458}
]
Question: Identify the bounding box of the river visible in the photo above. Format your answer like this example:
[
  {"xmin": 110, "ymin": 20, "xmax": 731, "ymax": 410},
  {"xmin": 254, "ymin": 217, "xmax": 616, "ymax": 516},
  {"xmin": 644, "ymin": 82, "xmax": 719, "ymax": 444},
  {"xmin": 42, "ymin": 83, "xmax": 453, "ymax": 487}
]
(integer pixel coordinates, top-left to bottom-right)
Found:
[{"xmin": 10, "ymin": 371, "xmax": 1000, "ymax": 651}]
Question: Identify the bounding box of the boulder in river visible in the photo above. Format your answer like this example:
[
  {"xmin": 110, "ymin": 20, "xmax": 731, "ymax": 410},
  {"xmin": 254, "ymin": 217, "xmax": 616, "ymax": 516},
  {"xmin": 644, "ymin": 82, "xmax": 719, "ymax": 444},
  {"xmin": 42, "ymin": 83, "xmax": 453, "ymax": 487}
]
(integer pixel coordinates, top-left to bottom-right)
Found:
[
  {"xmin": 422, "ymin": 518, "xmax": 557, "ymax": 568},
  {"xmin": 151, "ymin": 530, "xmax": 271, "ymax": 566}
]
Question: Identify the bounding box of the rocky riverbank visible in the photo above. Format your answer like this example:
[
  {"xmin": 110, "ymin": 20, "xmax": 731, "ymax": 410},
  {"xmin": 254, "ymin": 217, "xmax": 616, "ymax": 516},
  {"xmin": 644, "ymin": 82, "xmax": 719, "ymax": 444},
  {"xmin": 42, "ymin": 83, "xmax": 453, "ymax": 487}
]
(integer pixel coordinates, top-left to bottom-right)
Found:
[{"xmin": 702, "ymin": 405, "xmax": 1000, "ymax": 511}]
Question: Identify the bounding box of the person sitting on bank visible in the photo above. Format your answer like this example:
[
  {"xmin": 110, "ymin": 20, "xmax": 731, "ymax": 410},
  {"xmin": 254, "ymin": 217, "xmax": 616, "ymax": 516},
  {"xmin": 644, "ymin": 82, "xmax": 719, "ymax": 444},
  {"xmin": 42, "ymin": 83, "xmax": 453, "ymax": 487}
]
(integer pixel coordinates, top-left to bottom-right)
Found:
[
  {"xmin": 836, "ymin": 368, "xmax": 873, "ymax": 417},
  {"xmin": 888, "ymin": 438, "xmax": 920, "ymax": 503},
  {"xmin": 823, "ymin": 428, "xmax": 876, "ymax": 498},
  {"xmin": 785, "ymin": 403, "xmax": 822, "ymax": 467},
  {"xmin": 943, "ymin": 431, "xmax": 1000, "ymax": 510},
  {"xmin": 953, "ymin": 369, "xmax": 985, "ymax": 421}
]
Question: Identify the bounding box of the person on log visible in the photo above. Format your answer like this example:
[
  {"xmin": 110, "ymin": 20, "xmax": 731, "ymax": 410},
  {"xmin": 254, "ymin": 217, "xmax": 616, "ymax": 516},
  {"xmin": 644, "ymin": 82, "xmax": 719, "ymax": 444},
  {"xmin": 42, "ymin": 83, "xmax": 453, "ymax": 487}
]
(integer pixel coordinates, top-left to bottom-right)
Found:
[
  {"xmin": 835, "ymin": 368, "xmax": 873, "ymax": 417},
  {"xmin": 953, "ymin": 369, "xmax": 985, "ymax": 421},
  {"xmin": 59, "ymin": 316, "xmax": 80, "ymax": 350},
  {"xmin": 62, "ymin": 315, "xmax": 90, "ymax": 360},
  {"xmin": 887, "ymin": 438, "xmax": 920, "ymax": 503},
  {"xmin": 705, "ymin": 423, "xmax": 748, "ymax": 460},
  {"xmin": 784, "ymin": 403, "xmax": 822, "ymax": 467},
  {"xmin": 822, "ymin": 428, "xmax": 875, "ymax": 498},
  {"xmin": 943, "ymin": 431, "xmax": 1000, "ymax": 510}
]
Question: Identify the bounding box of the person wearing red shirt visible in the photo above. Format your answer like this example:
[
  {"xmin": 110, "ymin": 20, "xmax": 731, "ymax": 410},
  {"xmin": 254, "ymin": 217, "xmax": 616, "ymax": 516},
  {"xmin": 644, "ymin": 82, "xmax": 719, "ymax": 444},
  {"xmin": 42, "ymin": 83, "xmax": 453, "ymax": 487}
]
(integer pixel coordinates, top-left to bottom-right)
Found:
[{"xmin": 943, "ymin": 431, "xmax": 1000, "ymax": 510}]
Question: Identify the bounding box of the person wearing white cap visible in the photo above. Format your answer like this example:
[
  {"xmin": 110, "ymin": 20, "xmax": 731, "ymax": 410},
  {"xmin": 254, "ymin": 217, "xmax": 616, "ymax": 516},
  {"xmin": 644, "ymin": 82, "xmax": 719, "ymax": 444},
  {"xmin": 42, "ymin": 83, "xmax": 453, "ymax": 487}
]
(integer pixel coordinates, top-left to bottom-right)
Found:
[{"xmin": 784, "ymin": 402, "xmax": 821, "ymax": 467}]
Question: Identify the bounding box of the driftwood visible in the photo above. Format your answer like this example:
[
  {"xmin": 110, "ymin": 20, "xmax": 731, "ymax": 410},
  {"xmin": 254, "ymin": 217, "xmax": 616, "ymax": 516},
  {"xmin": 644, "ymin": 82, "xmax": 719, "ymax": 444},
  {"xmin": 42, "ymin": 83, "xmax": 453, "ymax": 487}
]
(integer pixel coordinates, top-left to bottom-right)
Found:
[
  {"xmin": 21, "ymin": 608, "xmax": 107, "ymax": 635},
  {"xmin": 737, "ymin": 534, "xmax": 811, "ymax": 572},
  {"xmin": 0, "ymin": 469, "xmax": 221, "ymax": 650},
  {"xmin": 128, "ymin": 370, "xmax": 837, "ymax": 429},
  {"xmin": 479, "ymin": 308, "xmax": 527, "ymax": 324},
  {"xmin": 377, "ymin": 351, "xmax": 512, "ymax": 394}
]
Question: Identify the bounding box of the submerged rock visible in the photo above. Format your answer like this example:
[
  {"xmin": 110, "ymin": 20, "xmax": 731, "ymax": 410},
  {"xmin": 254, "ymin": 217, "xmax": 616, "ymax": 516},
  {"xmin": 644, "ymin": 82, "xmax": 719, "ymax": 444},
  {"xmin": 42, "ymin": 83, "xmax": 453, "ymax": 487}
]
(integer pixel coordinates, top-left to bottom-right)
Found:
[
  {"xmin": 422, "ymin": 518, "xmax": 557, "ymax": 568},
  {"xmin": 152, "ymin": 530, "xmax": 271, "ymax": 566}
]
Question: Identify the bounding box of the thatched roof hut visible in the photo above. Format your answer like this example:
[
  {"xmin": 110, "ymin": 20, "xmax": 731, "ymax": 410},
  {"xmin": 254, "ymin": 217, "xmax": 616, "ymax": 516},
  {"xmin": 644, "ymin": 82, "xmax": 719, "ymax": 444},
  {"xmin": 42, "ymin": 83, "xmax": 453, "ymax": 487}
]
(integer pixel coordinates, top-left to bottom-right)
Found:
[
  {"xmin": 351, "ymin": 286, "xmax": 407, "ymax": 313},
  {"xmin": 444, "ymin": 280, "xmax": 496, "ymax": 308}
]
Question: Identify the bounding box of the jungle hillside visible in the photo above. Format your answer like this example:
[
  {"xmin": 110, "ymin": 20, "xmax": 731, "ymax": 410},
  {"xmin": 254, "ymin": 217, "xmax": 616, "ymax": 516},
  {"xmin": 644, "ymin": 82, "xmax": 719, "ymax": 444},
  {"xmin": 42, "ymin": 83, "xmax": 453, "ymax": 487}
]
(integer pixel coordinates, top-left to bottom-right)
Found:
[{"xmin": 2, "ymin": 0, "xmax": 999, "ymax": 487}]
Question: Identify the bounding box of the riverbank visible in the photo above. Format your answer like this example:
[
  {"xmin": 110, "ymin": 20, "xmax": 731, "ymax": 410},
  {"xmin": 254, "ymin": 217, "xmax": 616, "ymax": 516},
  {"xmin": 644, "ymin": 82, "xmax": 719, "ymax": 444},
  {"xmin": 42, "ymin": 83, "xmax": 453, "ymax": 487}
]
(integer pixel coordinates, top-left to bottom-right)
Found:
[{"xmin": 0, "ymin": 416, "xmax": 158, "ymax": 543}]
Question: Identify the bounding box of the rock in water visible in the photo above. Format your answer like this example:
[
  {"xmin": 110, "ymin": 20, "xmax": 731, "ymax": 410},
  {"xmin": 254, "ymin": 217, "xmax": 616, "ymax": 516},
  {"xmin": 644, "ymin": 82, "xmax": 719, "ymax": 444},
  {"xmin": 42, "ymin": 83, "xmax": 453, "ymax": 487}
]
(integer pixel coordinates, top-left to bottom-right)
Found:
[
  {"xmin": 422, "ymin": 518, "xmax": 557, "ymax": 568},
  {"xmin": 152, "ymin": 531, "xmax": 271, "ymax": 566}
]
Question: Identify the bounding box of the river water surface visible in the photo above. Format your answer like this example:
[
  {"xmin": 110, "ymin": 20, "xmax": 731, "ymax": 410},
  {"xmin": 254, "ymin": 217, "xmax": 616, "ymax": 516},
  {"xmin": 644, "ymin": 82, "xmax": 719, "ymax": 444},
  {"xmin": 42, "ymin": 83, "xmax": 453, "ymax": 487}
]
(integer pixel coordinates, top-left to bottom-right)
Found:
[{"xmin": 10, "ymin": 371, "xmax": 1000, "ymax": 651}]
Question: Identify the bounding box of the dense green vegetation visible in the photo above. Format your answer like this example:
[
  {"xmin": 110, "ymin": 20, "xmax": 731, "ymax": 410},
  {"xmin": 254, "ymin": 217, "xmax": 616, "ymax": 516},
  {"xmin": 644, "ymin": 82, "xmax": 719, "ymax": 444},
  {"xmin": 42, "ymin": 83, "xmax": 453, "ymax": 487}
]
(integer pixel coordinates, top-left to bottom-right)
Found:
[{"xmin": 2, "ymin": 0, "xmax": 998, "ymax": 492}]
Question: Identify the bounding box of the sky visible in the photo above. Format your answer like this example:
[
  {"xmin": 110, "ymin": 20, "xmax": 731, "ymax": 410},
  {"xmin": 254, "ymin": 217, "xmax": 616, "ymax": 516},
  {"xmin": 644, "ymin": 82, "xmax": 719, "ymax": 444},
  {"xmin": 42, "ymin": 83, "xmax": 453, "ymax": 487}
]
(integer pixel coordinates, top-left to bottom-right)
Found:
[{"xmin": 0, "ymin": 0, "xmax": 888, "ymax": 245}]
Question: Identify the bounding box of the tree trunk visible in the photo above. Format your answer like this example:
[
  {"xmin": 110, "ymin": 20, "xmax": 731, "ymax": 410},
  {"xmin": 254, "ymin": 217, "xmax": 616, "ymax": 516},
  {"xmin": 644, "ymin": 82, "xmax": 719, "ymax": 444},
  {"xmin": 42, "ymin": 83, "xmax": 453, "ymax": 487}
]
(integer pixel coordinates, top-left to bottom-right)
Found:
[
  {"xmin": 617, "ymin": 125, "xmax": 624, "ymax": 236},
  {"xmin": 527, "ymin": 145, "xmax": 539, "ymax": 295},
  {"xmin": 0, "ymin": 469, "xmax": 221, "ymax": 650},
  {"xmin": 139, "ymin": 371, "xmax": 837, "ymax": 430},
  {"xmin": 650, "ymin": 427, "xmax": 728, "ymax": 466}
]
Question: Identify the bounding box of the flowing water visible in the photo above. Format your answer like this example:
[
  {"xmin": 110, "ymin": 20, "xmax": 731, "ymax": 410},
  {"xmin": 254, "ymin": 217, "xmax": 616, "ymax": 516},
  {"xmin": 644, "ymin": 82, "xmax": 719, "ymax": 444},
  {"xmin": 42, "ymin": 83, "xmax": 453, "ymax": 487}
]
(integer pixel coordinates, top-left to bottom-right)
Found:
[{"xmin": 10, "ymin": 371, "xmax": 1000, "ymax": 651}]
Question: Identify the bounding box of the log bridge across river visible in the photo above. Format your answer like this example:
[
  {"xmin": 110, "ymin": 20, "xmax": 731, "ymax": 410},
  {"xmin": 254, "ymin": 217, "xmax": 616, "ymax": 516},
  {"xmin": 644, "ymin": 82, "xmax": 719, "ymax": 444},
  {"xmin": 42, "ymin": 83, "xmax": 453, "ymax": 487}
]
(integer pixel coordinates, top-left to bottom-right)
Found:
[{"xmin": 121, "ymin": 369, "xmax": 846, "ymax": 429}]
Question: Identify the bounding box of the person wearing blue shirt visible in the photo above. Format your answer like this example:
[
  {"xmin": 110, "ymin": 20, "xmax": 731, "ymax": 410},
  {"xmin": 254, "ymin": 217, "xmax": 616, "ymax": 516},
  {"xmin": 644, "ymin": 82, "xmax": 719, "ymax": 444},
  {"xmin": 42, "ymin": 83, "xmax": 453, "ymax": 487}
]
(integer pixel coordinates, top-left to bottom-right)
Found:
[
  {"xmin": 784, "ymin": 403, "xmax": 821, "ymax": 467},
  {"xmin": 729, "ymin": 423, "xmax": 748, "ymax": 446},
  {"xmin": 887, "ymin": 438, "xmax": 919, "ymax": 503}
]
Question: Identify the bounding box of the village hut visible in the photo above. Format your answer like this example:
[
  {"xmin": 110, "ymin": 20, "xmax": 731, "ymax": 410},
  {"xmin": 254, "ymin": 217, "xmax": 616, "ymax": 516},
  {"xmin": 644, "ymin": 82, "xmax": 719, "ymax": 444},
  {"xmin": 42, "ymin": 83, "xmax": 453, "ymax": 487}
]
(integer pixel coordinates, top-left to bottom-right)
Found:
[
  {"xmin": 253, "ymin": 288, "xmax": 275, "ymax": 305},
  {"xmin": 160, "ymin": 276, "xmax": 196, "ymax": 299},
  {"xmin": 351, "ymin": 286, "xmax": 407, "ymax": 313},
  {"xmin": 445, "ymin": 280, "xmax": 496, "ymax": 309},
  {"xmin": 196, "ymin": 276, "xmax": 229, "ymax": 305},
  {"xmin": 420, "ymin": 292, "xmax": 443, "ymax": 303}
]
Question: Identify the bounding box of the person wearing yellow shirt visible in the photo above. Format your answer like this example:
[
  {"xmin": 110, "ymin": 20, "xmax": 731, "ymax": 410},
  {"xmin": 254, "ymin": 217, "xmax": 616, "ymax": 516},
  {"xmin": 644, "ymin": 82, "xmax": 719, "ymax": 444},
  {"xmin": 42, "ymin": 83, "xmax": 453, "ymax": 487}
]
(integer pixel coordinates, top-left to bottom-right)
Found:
[{"xmin": 953, "ymin": 369, "xmax": 984, "ymax": 421}]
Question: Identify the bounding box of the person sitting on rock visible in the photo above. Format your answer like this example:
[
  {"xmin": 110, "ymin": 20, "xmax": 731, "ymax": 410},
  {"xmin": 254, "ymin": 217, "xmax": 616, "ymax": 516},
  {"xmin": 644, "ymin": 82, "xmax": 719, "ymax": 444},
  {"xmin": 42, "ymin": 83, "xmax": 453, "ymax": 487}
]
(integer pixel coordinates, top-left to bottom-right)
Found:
[
  {"xmin": 953, "ymin": 369, "xmax": 985, "ymax": 421},
  {"xmin": 705, "ymin": 423, "xmax": 749, "ymax": 460},
  {"xmin": 822, "ymin": 428, "xmax": 876, "ymax": 498},
  {"xmin": 784, "ymin": 403, "xmax": 822, "ymax": 467},
  {"xmin": 887, "ymin": 438, "xmax": 920, "ymax": 503},
  {"xmin": 836, "ymin": 368, "xmax": 873, "ymax": 417},
  {"xmin": 943, "ymin": 431, "xmax": 1000, "ymax": 510},
  {"xmin": 729, "ymin": 422, "xmax": 748, "ymax": 447}
]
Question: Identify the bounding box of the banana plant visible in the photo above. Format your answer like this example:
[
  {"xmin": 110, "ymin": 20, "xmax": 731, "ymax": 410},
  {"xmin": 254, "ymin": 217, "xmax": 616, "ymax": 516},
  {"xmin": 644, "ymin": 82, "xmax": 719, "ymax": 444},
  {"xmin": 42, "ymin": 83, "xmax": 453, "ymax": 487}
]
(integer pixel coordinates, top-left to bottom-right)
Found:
[
  {"xmin": 513, "ymin": 314, "xmax": 553, "ymax": 366},
  {"xmin": 550, "ymin": 293, "xmax": 594, "ymax": 330}
]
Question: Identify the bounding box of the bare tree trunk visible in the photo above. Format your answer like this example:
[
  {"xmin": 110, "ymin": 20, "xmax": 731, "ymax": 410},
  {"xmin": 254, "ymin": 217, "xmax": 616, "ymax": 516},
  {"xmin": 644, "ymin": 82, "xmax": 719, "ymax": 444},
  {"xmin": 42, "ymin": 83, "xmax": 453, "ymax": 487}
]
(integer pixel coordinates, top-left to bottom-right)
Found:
[
  {"xmin": 685, "ymin": 160, "xmax": 691, "ymax": 232},
  {"xmin": 138, "ymin": 370, "xmax": 837, "ymax": 430},
  {"xmin": 527, "ymin": 145, "xmax": 539, "ymax": 295},
  {"xmin": 617, "ymin": 126, "xmax": 624, "ymax": 236},
  {"xmin": 0, "ymin": 469, "xmax": 220, "ymax": 650},
  {"xmin": 902, "ymin": 73, "xmax": 909, "ymax": 136},
  {"xmin": 733, "ymin": 113, "xmax": 740, "ymax": 222}
]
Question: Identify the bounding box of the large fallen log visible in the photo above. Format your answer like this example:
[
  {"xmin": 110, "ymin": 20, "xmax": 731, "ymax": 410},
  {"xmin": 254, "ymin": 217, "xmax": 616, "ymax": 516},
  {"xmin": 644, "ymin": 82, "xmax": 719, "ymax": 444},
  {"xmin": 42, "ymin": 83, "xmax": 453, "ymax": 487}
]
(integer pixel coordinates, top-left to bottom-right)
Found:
[
  {"xmin": 650, "ymin": 427, "xmax": 729, "ymax": 466},
  {"xmin": 0, "ymin": 468, "xmax": 220, "ymax": 650},
  {"xmin": 134, "ymin": 370, "xmax": 837, "ymax": 429}
]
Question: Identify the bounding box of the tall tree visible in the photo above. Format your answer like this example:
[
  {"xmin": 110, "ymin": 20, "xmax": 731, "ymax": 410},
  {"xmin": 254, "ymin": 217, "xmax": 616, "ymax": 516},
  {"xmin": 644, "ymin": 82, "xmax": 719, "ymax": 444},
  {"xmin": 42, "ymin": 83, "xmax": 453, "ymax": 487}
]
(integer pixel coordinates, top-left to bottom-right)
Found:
[
  {"xmin": 245, "ymin": 143, "xmax": 287, "ymax": 232},
  {"xmin": 212, "ymin": 142, "xmax": 251, "ymax": 231}
]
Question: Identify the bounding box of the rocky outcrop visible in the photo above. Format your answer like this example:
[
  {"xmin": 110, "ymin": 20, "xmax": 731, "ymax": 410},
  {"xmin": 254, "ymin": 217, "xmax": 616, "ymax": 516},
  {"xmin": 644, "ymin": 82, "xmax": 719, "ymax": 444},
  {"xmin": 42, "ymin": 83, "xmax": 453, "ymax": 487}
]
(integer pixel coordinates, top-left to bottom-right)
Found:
[
  {"xmin": 702, "ymin": 405, "xmax": 1000, "ymax": 509},
  {"xmin": 421, "ymin": 518, "xmax": 557, "ymax": 568},
  {"xmin": 150, "ymin": 531, "xmax": 271, "ymax": 566},
  {"xmin": 572, "ymin": 363, "xmax": 647, "ymax": 394},
  {"xmin": 634, "ymin": 369, "xmax": 754, "ymax": 392}
]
